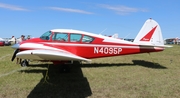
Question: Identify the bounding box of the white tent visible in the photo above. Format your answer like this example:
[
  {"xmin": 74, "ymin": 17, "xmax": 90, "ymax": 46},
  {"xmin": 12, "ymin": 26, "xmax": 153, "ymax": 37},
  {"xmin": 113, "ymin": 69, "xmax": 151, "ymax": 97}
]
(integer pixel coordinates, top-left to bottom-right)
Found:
[{"xmin": 0, "ymin": 38, "xmax": 5, "ymax": 41}]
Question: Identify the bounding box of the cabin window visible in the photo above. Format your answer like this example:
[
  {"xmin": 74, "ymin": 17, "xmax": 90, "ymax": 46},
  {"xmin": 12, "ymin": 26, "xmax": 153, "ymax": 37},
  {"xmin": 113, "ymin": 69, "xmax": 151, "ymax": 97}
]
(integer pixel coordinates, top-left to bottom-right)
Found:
[
  {"xmin": 52, "ymin": 32, "xmax": 68, "ymax": 42},
  {"xmin": 82, "ymin": 35, "xmax": 94, "ymax": 43},
  {"xmin": 40, "ymin": 31, "xmax": 51, "ymax": 40},
  {"xmin": 70, "ymin": 34, "xmax": 82, "ymax": 42}
]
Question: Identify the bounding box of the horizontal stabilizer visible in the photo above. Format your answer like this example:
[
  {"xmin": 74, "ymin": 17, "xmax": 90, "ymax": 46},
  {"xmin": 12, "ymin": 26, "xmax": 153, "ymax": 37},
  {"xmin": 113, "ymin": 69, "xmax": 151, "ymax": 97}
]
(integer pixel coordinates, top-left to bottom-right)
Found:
[{"xmin": 140, "ymin": 44, "xmax": 173, "ymax": 48}]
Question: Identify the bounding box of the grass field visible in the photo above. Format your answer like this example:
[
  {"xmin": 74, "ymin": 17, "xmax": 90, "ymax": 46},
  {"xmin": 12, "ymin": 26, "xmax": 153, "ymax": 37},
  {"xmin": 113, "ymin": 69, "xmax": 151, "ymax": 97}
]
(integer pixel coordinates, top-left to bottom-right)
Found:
[{"xmin": 0, "ymin": 45, "xmax": 180, "ymax": 98}]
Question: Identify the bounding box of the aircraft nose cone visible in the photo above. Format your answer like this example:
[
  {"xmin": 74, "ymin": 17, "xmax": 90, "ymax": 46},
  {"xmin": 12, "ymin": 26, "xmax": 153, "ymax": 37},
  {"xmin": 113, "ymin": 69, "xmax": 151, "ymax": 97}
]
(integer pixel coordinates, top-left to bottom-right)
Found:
[{"xmin": 11, "ymin": 43, "xmax": 20, "ymax": 49}]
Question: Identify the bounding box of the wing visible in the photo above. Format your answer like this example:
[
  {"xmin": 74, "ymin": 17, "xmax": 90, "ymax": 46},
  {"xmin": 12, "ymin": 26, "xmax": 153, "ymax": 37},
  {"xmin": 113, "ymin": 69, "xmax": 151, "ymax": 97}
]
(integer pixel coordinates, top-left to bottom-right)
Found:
[{"xmin": 16, "ymin": 50, "xmax": 91, "ymax": 62}]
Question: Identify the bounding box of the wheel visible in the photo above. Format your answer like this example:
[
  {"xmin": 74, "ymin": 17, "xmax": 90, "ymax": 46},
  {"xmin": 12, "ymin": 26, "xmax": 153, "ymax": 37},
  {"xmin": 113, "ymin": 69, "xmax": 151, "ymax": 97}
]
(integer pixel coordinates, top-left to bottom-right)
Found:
[{"xmin": 21, "ymin": 59, "xmax": 29, "ymax": 67}]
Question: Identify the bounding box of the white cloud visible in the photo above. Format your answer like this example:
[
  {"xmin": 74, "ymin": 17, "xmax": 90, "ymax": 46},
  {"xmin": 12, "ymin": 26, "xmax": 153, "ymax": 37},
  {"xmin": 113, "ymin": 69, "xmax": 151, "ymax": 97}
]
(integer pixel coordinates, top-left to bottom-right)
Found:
[
  {"xmin": 49, "ymin": 7, "xmax": 93, "ymax": 14},
  {"xmin": 99, "ymin": 4, "xmax": 148, "ymax": 15},
  {"xmin": 0, "ymin": 3, "xmax": 29, "ymax": 11}
]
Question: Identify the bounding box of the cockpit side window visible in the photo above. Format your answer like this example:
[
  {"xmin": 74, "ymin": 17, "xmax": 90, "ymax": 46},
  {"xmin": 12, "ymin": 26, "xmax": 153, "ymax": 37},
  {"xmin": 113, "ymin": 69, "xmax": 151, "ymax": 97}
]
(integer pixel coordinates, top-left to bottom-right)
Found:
[
  {"xmin": 40, "ymin": 31, "xmax": 51, "ymax": 40},
  {"xmin": 82, "ymin": 35, "xmax": 94, "ymax": 43},
  {"xmin": 52, "ymin": 32, "xmax": 68, "ymax": 42},
  {"xmin": 70, "ymin": 34, "xmax": 82, "ymax": 42}
]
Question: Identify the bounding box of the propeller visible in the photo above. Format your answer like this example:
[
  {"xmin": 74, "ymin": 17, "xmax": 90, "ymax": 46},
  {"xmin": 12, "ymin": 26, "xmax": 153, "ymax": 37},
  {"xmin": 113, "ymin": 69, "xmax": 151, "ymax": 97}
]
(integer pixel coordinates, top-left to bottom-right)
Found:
[
  {"xmin": 11, "ymin": 44, "xmax": 20, "ymax": 61},
  {"xmin": 11, "ymin": 49, "xmax": 19, "ymax": 61}
]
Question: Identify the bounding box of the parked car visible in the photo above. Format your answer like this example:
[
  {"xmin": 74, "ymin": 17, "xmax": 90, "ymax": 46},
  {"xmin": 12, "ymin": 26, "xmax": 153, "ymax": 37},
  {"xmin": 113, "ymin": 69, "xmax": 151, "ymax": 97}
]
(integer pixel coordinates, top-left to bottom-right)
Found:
[
  {"xmin": 0, "ymin": 41, "xmax": 4, "ymax": 46},
  {"xmin": 4, "ymin": 40, "xmax": 11, "ymax": 46}
]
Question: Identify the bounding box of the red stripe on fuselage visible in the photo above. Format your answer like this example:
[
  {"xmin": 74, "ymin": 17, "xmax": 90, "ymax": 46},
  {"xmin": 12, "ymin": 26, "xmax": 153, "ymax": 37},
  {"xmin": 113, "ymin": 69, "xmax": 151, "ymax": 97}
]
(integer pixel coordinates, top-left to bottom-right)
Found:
[
  {"xmin": 19, "ymin": 37, "xmax": 164, "ymax": 59},
  {"xmin": 41, "ymin": 42, "xmax": 163, "ymax": 58}
]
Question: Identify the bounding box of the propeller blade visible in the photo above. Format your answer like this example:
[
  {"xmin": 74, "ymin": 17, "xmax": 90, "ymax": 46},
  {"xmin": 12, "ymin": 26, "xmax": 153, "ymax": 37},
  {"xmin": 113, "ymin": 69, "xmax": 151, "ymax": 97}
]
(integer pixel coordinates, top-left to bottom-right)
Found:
[
  {"xmin": 11, "ymin": 43, "xmax": 20, "ymax": 61},
  {"xmin": 11, "ymin": 49, "xmax": 19, "ymax": 61}
]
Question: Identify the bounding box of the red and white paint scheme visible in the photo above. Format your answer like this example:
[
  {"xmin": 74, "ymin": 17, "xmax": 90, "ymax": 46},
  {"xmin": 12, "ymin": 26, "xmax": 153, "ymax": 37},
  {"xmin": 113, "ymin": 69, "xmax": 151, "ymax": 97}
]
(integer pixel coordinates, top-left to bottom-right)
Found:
[{"xmin": 11, "ymin": 18, "xmax": 171, "ymax": 66}]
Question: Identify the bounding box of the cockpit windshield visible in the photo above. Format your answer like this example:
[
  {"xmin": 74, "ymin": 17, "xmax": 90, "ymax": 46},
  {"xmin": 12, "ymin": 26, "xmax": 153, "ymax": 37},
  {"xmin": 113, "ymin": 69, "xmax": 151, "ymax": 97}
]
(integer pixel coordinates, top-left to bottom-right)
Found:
[{"xmin": 40, "ymin": 31, "xmax": 51, "ymax": 40}]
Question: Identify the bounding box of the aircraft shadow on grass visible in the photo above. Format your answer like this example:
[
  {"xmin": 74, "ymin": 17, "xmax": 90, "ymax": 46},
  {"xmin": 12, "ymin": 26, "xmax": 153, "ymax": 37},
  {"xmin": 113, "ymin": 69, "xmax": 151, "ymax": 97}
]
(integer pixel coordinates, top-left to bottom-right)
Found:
[
  {"xmin": 20, "ymin": 60, "xmax": 166, "ymax": 98},
  {"xmin": 21, "ymin": 64, "xmax": 92, "ymax": 98},
  {"xmin": 81, "ymin": 60, "xmax": 167, "ymax": 69}
]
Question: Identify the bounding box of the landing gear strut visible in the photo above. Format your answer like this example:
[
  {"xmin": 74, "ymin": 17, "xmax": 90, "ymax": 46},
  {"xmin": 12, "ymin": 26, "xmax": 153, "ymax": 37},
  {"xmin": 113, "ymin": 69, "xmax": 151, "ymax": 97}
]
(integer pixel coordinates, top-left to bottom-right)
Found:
[{"xmin": 53, "ymin": 60, "xmax": 81, "ymax": 73}]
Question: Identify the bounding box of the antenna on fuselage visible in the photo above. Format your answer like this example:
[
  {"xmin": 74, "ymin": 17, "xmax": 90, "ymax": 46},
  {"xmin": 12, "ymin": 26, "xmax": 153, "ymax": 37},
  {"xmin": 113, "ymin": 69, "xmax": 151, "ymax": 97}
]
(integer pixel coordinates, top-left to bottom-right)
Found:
[
  {"xmin": 123, "ymin": 33, "xmax": 131, "ymax": 39},
  {"xmin": 99, "ymin": 28, "xmax": 107, "ymax": 35}
]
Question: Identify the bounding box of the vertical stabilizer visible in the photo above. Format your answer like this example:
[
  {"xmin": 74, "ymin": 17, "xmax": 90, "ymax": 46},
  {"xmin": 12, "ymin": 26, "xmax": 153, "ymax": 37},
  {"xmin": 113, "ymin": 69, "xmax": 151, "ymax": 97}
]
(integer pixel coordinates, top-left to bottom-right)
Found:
[{"xmin": 133, "ymin": 18, "xmax": 164, "ymax": 46}]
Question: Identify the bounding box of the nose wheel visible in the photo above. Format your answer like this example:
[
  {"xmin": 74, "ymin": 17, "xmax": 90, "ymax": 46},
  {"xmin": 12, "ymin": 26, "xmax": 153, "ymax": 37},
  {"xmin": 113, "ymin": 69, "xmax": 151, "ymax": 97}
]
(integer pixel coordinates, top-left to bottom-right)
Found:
[{"xmin": 20, "ymin": 59, "xmax": 29, "ymax": 67}]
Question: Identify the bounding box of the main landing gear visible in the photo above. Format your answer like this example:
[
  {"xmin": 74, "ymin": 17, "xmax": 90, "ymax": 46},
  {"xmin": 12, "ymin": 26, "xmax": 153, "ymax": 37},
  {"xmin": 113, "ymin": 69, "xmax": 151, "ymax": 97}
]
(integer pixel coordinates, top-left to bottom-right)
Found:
[
  {"xmin": 58, "ymin": 61, "xmax": 81, "ymax": 73},
  {"xmin": 59, "ymin": 64, "xmax": 70, "ymax": 73}
]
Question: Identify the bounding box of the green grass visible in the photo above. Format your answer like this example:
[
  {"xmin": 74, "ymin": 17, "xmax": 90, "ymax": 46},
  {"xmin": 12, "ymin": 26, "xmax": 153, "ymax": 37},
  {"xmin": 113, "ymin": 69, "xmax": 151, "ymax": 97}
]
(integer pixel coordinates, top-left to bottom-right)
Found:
[{"xmin": 0, "ymin": 45, "xmax": 180, "ymax": 98}]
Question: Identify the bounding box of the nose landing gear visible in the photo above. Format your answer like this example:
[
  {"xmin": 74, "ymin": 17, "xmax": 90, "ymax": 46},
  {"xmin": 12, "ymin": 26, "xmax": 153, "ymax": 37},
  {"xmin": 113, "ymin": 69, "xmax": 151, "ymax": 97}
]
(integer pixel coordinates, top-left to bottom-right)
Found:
[{"xmin": 20, "ymin": 59, "xmax": 29, "ymax": 67}]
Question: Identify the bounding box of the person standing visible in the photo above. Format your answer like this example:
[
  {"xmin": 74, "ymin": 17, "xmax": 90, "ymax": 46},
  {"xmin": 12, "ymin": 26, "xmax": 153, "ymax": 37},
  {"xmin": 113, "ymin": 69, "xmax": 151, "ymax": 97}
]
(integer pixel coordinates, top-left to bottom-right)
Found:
[{"xmin": 10, "ymin": 36, "xmax": 16, "ymax": 44}]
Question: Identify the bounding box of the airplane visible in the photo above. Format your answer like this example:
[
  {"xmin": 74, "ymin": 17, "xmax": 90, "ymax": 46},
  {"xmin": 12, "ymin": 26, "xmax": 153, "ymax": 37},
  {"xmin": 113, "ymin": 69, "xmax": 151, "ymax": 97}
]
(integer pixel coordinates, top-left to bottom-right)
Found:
[{"xmin": 11, "ymin": 18, "xmax": 171, "ymax": 71}]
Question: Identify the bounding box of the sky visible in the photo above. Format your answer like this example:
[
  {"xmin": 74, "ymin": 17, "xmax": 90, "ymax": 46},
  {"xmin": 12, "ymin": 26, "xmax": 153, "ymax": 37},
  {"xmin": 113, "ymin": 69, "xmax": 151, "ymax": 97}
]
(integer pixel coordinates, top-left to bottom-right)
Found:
[{"xmin": 0, "ymin": 0, "xmax": 179, "ymax": 39}]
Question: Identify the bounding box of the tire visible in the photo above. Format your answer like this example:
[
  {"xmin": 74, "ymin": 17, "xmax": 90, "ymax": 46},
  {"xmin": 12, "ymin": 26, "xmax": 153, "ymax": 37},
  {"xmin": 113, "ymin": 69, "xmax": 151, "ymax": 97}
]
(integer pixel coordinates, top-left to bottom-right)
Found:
[{"xmin": 21, "ymin": 59, "xmax": 29, "ymax": 67}]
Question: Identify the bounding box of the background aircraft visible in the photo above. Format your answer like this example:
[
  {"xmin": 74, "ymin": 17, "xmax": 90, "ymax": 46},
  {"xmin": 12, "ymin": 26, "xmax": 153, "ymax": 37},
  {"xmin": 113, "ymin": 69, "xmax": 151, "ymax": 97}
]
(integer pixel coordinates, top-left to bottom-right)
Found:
[
  {"xmin": 0, "ymin": 38, "xmax": 11, "ymax": 46},
  {"xmin": 11, "ymin": 18, "xmax": 170, "ymax": 71}
]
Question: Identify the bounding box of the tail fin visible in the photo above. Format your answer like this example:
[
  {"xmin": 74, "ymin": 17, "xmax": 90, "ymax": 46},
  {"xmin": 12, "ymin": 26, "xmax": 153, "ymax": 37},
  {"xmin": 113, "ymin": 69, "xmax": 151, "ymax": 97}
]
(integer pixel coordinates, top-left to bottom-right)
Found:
[{"xmin": 133, "ymin": 18, "xmax": 164, "ymax": 46}]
